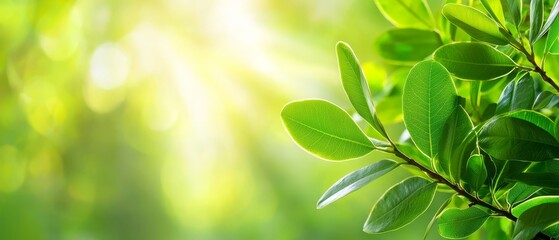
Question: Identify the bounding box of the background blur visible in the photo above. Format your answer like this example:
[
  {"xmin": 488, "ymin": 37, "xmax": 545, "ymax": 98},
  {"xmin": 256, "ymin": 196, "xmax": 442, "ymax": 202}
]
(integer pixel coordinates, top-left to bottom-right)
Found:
[{"xmin": 0, "ymin": 0, "xmax": 448, "ymax": 239}]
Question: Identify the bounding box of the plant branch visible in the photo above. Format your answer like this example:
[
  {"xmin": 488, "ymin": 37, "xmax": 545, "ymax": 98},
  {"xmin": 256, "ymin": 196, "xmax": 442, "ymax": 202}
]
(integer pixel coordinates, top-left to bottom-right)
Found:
[
  {"xmin": 509, "ymin": 39, "xmax": 559, "ymax": 93},
  {"xmin": 391, "ymin": 148, "xmax": 555, "ymax": 240}
]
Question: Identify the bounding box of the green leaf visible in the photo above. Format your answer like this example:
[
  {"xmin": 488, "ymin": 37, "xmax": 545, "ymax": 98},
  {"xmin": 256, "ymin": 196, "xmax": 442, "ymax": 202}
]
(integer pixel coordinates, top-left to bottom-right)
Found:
[
  {"xmin": 507, "ymin": 182, "xmax": 542, "ymax": 206},
  {"xmin": 374, "ymin": 0, "xmax": 433, "ymax": 29},
  {"xmin": 481, "ymin": 0, "xmax": 506, "ymax": 25},
  {"xmin": 433, "ymin": 42, "xmax": 517, "ymax": 80},
  {"xmin": 375, "ymin": 29, "xmax": 442, "ymax": 64},
  {"xmin": 504, "ymin": 110, "xmax": 555, "ymax": 136},
  {"xmin": 438, "ymin": 207, "xmax": 490, "ymax": 239},
  {"xmin": 509, "ymin": 172, "xmax": 559, "ymax": 189},
  {"xmin": 464, "ymin": 154, "xmax": 487, "ymax": 192},
  {"xmin": 317, "ymin": 160, "xmax": 399, "ymax": 208},
  {"xmin": 545, "ymin": 14, "xmax": 559, "ymax": 54},
  {"xmin": 423, "ymin": 197, "xmax": 453, "ymax": 240},
  {"xmin": 495, "ymin": 74, "xmax": 535, "ymax": 114},
  {"xmin": 529, "ymin": 0, "xmax": 544, "ymax": 44},
  {"xmin": 512, "ymin": 196, "xmax": 559, "ymax": 217},
  {"xmin": 438, "ymin": 106, "xmax": 473, "ymax": 179},
  {"xmin": 501, "ymin": 0, "xmax": 522, "ymax": 28},
  {"xmin": 337, "ymin": 42, "xmax": 388, "ymax": 137},
  {"xmin": 533, "ymin": 90, "xmax": 555, "ymax": 109},
  {"xmin": 536, "ymin": 0, "xmax": 559, "ymax": 43},
  {"xmin": 395, "ymin": 143, "xmax": 431, "ymax": 169},
  {"xmin": 281, "ymin": 99, "xmax": 374, "ymax": 160},
  {"xmin": 403, "ymin": 60, "xmax": 458, "ymax": 158},
  {"xmin": 486, "ymin": 217, "xmax": 513, "ymax": 239},
  {"xmin": 513, "ymin": 202, "xmax": 559, "ymax": 240},
  {"xmin": 364, "ymin": 177, "xmax": 437, "ymax": 233},
  {"xmin": 479, "ymin": 117, "xmax": 559, "ymax": 161},
  {"xmin": 442, "ymin": 3, "xmax": 509, "ymax": 45}
]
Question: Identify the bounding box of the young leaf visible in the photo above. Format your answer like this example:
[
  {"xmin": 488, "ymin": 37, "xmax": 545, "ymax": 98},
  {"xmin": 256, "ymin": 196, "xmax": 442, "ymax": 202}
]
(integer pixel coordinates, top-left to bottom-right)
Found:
[
  {"xmin": 337, "ymin": 42, "xmax": 388, "ymax": 138},
  {"xmin": 364, "ymin": 177, "xmax": 437, "ymax": 233},
  {"xmin": 373, "ymin": 0, "xmax": 433, "ymax": 29},
  {"xmin": 438, "ymin": 106, "xmax": 473, "ymax": 179},
  {"xmin": 481, "ymin": 0, "xmax": 506, "ymax": 25},
  {"xmin": 536, "ymin": 0, "xmax": 559, "ymax": 43},
  {"xmin": 512, "ymin": 196, "xmax": 559, "ymax": 217},
  {"xmin": 509, "ymin": 172, "xmax": 559, "ymax": 189},
  {"xmin": 464, "ymin": 154, "xmax": 487, "ymax": 192},
  {"xmin": 403, "ymin": 60, "xmax": 458, "ymax": 158},
  {"xmin": 438, "ymin": 207, "xmax": 490, "ymax": 239},
  {"xmin": 479, "ymin": 117, "xmax": 559, "ymax": 161},
  {"xmin": 507, "ymin": 182, "xmax": 542, "ymax": 207},
  {"xmin": 317, "ymin": 160, "xmax": 399, "ymax": 208},
  {"xmin": 529, "ymin": 0, "xmax": 544, "ymax": 44},
  {"xmin": 495, "ymin": 74, "xmax": 535, "ymax": 114},
  {"xmin": 504, "ymin": 110, "xmax": 555, "ymax": 136},
  {"xmin": 375, "ymin": 29, "xmax": 442, "ymax": 63},
  {"xmin": 442, "ymin": 3, "xmax": 509, "ymax": 45},
  {"xmin": 281, "ymin": 100, "xmax": 374, "ymax": 160},
  {"xmin": 433, "ymin": 43, "xmax": 516, "ymax": 80},
  {"xmin": 512, "ymin": 202, "xmax": 559, "ymax": 240}
]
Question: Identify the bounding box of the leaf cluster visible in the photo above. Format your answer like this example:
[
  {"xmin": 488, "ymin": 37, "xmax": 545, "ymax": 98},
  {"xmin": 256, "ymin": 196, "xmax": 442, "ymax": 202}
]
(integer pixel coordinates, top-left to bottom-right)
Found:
[{"xmin": 282, "ymin": 0, "xmax": 559, "ymax": 239}]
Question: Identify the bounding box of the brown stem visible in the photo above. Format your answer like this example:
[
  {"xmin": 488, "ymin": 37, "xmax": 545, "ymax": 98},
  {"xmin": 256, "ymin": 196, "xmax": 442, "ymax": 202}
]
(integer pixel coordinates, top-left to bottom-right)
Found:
[
  {"xmin": 512, "ymin": 41, "xmax": 559, "ymax": 93},
  {"xmin": 392, "ymin": 149, "xmax": 555, "ymax": 240}
]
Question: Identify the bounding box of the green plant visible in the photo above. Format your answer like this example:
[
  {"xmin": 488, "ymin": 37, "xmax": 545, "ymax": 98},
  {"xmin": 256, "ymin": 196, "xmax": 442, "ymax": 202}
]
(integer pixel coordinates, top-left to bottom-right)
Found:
[{"xmin": 281, "ymin": 0, "xmax": 559, "ymax": 239}]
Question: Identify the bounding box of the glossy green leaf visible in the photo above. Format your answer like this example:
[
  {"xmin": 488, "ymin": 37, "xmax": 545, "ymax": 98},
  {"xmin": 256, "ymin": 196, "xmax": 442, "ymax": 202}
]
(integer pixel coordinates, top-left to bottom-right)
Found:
[
  {"xmin": 502, "ymin": 0, "xmax": 522, "ymax": 27},
  {"xmin": 438, "ymin": 207, "xmax": 490, "ymax": 239},
  {"xmin": 512, "ymin": 203, "xmax": 559, "ymax": 240},
  {"xmin": 486, "ymin": 217, "xmax": 513, "ymax": 239},
  {"xmin": 479, "ymin": 117, "xmax": 559, "ymax": 161},
  {"xmin": 481, "ymin": 0, "xmax": 506, "ymax": 25},
  {"xmin": 317, "ymin": 160, "xmax": 399, "ymax": 208},
  {"xmin": 533, "ymin": 90, "xmax": 555, "ymax": 109},
  {"xmin": 464, "ymin": 154, "xmax": 487, "ymax": 192},
  {"xmin": 433, "ymin": 43, "xmax": 516, "ymax": 80},
  {"xmin": 512, "ymin": 196, "xmax": 559, "ymax": 217},
  {"xmin": 423, "ymin": 197, "xmax": 453, "ymax": 240},
  {"xmin": 442, "ymin": 3, "xmax": 509, "ymax": 45},
  {"xmin": 510, "ymin": 172, "xmax": 559, "ymax": 189},
  {"xmin": 536, "ymin": 0, "xmax": 559, "ymax": 43},
  {"xmin": 375, "ymin": 29, "xmax": 442, "ymax": 63},
  {"xmin": 507, "ymin": 182, "xmax": 542, "ymax": 206},
  {"xmin": 504, "ymin": 110, "xmax": 555, "ymax": 135},
  {"xmin": 364, "ymin": 177, "xmax": 437, "ymax": 233},
  {"xmin": 281, "ymin": 100, "xmax": 374, "ymax": 160},
  {"xmin": 545, "ymin": 15, "xmax": 559, "ymax": 54},
  {"xmin": 495, "ymin": 75, "xmax": 535, "ymax": 114},
  {"xmin": 337, "ymin": 42, "xmax": 387, "ymax": 137},
  {"xmin": 438, "ymin": 106, "xmax": 473, "ymax": 179},
  {"xmin": 374, "ymin": 0, "xmax": 433, "ymax": 29},
  {"xmin": 403, "ymin": 60, "xmax": 458, "ymax": 158},
  {"xmin": 529, "ymin": 0, "xmax": 544, "ymax": 44},
  {"xmin": 395, "ymin": 143, "xmax": 431, "ymax": 169}
]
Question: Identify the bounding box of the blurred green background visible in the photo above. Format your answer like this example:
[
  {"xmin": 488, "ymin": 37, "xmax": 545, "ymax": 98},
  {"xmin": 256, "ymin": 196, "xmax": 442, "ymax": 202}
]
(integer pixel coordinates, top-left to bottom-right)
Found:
[{"xmin": 0, "ymin": 0, "xmax": 449, "ymax": 239}]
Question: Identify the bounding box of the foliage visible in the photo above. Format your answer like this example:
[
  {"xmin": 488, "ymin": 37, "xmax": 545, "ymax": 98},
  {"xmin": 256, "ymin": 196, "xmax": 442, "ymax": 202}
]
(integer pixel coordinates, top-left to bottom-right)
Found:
[{"xmin": 282, "ymin": 0, "xmax": 559, "ymax": 239}]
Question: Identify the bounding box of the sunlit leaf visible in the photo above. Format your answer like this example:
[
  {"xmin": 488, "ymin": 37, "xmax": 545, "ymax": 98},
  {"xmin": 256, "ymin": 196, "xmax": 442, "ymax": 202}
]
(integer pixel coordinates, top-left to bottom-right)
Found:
[
  {"xmin": 375, "ymin": 29, "xmax": 442, "ymax": 64},
  {"xmin": 464, "ymin": 154, "xmax": 487, "ymax": 192},
  {"xmin": 317, "ymin": 160, "xmax": 399, "ymax": 208},
  {"xmin": 481, "ymin": 0, "xmax": 505, "ymax": 25},
  {"xmin": 423, "ymin": 196, "xmax": 452, "ymax": 240},
  {"xmin": 395, "ymin": 143, "xmax": 431, "ymax": 169},
  {"xmin": 438, "ymin": 106, "xmax": 473, "ymax": 179},
  {"xmin": 403, "ymin": 60, "xmax": 458, "ymax": 158},
  {"xmin": 504, "ymin": 110, "xmax": 555, "ymax": 136},
  {"xmin": 545, "ymin": 16, "xmax": 559, "ymax": 55},
  {"xmin": 364, "ymin": 177, "xmax": 437, "ymax": 233},
  {"xmin": 495, "ymin": 74, "xmax": 535, "ymax": 114},
  {"xmin": 479, "ymin": 117, "xmax": 559, "ymax": 161},
  {"xmin": 536, "ymin": 0, "xmax": 559, "ymax": 43},
  {"xmin": 438, "ymin": 207, "xmax": 490, "ymax": 239},
  {"xmin": 529, "ymin": 0, "xmax": 544, "ymax": 44},
  {"xmin": 281, "ymin": 100, "xmax": 374, "ymax": 160},
  {"xmin": 433, "ymin": 42, "xmax": 516, "ymax": 80},
  {"xmin": 513, "ymin": 203, "xmax": 559, "ymax": 240},
  {"xmin": 512, "ymin": 196, "xmax": 559, "ymax": 217},
  {"xmin": 501, "ymin": 0, "xmax": 522, "ymax": 27},
  {"xmin": 507, "ymin": 182, "xmax": 542, "ymax": 206},
  {"xmin": 442, "ymin": 3, "xmax": 509, "ymax": 45},
  {"xmin": 374, "ymin": 0, "xmax": 433, "ymax": 29},
  {"xmin": 337, "ymin": 42, "xmax": 387, "ymax": 137},
  {"xmin": 533, "ymin": 90, "xmax": 556, "ymax": 109}
]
